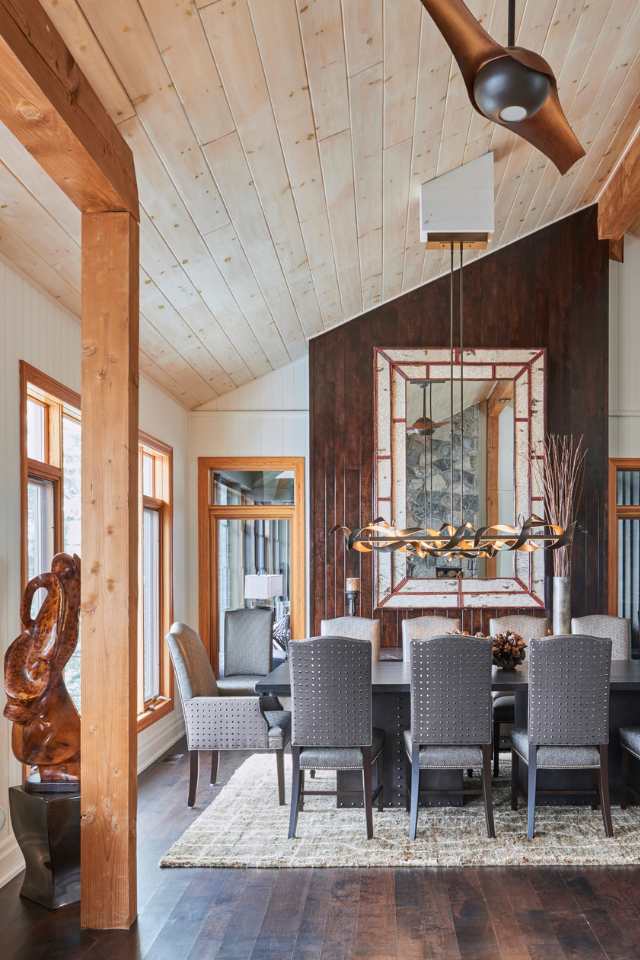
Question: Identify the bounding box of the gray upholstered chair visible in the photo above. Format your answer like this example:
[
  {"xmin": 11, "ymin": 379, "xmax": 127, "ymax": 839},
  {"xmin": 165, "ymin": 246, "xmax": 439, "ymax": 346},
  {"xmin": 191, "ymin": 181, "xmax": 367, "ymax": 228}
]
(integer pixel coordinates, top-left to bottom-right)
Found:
[
  {"xmin": 288, "ymin": 635, "xmax": 384, "ymax": 840},
  {"xmin": 320, "ymin": 616, "xmax": 381, "ymax": 664},
  {"xmin": 405, "ymin": 634, "xmax": 494, "ymax": 840},
  {"xmin": 619, "ymin": 727, "xmax": 640, "ymax": 808},
  {"xmin": 490, "ymin": 615, "xmax": 550, "ymax": 777},
  {"xmin": 218, "ymin": 606, "xmax": 274, "ymax": 695},
  {"xmin": 571, "ymin": 615, "xmax": 631, "ymax": 661},
  {"xmin": 167, "ymin": 622, "xmax": 290, "ymax": 807},
  {"xmin": 510, "ymin": 634, "xmax": 613, "ymax": 840},
  {"xmin": 401, "ymin": 615, "xmax": 461, "ymax": 662}
]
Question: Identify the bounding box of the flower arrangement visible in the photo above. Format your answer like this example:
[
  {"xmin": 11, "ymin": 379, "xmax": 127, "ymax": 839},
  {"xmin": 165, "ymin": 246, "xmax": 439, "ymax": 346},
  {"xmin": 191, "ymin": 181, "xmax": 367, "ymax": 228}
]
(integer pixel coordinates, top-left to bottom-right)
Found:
[
  {"xmin": 448, "ymin": 627, "xmax": 527, "ymax": 670},
  {"xmin": 491, "ymin": 630, "xmax": 527, "ymax": 670}
]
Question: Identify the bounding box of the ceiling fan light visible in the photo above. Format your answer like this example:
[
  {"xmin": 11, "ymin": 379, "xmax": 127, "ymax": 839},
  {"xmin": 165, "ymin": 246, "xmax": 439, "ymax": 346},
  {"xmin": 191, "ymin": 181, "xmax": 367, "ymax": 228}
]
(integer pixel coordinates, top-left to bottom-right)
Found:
[
  {"xmin": 499, "ymin": 104, "xmax": 527, "ymax": 123},
  {"xmin": 473, "ymin": 55, "xmax": 551, "ymax": 123}
]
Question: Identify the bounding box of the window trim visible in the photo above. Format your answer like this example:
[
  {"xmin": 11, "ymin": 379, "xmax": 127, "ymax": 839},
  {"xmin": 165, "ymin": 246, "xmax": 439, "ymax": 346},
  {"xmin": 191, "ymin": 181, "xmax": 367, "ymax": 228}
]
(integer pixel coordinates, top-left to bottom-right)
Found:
[
  {"xmin": 20, "ymin": 361, "xmax": 81, "ymax": 589},
  {"xmin": 608, "ymin": 457, "xmax": 640, "ymax": 615},
  {"xmin": 137, "ymin": 432, "xmax": 174, "ymax": 732},
  {"xmin": 20, "ymin": 363, "xmax": 175, "ymax": 733},
  {"xmin": 197, "ymin": 456, "xmax": 305, "ymax": 674}
]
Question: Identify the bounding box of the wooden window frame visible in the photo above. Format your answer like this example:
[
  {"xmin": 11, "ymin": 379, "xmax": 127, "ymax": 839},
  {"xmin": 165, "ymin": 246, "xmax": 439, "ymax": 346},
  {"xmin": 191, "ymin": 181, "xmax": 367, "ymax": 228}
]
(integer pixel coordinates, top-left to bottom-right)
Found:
[
  {"xmin": 20, "ymin": 362, "xmax": 175, "ymax": 732},
  {"xmin": 198, "ymin": 456, "xmax": 305, "ymax": 674},
  {"xmin": 20, "ymin": 361, "xmax": 81, "ymax": 588},
  {"xmin": 137, "ymin": 432, "xmax": 174, "ymax": 732},
  {"xmin": 608, "ymin": 458, "xmax": 640, "ymax": 614}
]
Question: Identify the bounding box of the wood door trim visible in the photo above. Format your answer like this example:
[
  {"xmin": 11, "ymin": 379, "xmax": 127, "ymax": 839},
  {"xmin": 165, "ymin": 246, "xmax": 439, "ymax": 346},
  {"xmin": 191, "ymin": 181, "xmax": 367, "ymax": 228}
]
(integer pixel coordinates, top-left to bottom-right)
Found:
[{"xmin": 197, "ymin": 456, "xmax": 305, "ymax": 674}]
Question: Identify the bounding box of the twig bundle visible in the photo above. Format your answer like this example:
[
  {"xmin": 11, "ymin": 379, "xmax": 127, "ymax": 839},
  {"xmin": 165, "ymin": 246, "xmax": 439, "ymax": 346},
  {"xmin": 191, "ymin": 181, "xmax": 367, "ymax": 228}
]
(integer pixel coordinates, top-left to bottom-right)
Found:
[{"xmin": 531, "ymin": 434, "xmax": 586, "ymax": 577}]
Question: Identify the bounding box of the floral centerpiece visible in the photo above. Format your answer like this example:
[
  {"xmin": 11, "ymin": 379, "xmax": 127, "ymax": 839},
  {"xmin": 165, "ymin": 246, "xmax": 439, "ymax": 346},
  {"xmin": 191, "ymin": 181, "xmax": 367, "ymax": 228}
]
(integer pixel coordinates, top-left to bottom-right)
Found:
[{"xmin": 448, "ymin": 627, "xmax": 527, "ymax": 670}]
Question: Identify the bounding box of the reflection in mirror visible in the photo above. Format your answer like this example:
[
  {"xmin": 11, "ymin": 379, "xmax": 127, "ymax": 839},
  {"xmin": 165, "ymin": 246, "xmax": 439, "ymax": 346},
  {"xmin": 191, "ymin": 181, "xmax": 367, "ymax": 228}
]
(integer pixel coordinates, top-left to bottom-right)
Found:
[{"xmin": 405, "ymin": 378, "xmax": 515, "ymax": 579}]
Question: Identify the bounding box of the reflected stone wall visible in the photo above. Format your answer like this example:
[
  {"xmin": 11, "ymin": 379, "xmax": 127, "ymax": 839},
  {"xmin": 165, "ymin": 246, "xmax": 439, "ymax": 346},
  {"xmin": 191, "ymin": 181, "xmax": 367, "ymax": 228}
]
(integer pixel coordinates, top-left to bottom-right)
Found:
[{"xmin": 406, "ymin": 404, "xmax": 483, "ymax": 578}]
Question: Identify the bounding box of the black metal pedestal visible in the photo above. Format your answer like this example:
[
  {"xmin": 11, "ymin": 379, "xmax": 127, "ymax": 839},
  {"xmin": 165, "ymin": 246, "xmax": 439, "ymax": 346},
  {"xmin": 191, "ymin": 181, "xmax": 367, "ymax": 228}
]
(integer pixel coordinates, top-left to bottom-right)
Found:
[{"xmin": 9, "ymin": 786, "xmax": 80, "ymax": 909}]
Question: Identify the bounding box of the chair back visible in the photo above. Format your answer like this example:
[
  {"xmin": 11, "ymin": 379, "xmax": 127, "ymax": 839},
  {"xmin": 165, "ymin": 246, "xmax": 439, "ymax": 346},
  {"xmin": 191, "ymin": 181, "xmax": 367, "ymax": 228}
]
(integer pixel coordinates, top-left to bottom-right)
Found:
[
  {"xmin": 224, "ymin": 607, "xmax": 273, "ymax": 677},
  {"xmin": 289, "ymin": 636, "xmax": 372, "ymax": 748},
  {"xmin": 409, "ymin": 634, "xmax": 492, "ymax": 746},
  {"xmin": 320, "ymin": 616, "xmax": 380, "ymax": 663},
  {"xmin": 402, "ymin": 615, "xmax": 460, "ymax": 662},
  {"xmin": 528, "ymin": 635, "xmax": 611, "ymax": 747},
  {"xmin": 571, "ymin": 615, "xmax": 631, "ymax": 661},
  {"xmin": 167, "ymin": 622, "xmax": 218, "ymax": 702},
  {"xmin": 489, "ymin": 614, "xmax": 549, "ymax": 639}
]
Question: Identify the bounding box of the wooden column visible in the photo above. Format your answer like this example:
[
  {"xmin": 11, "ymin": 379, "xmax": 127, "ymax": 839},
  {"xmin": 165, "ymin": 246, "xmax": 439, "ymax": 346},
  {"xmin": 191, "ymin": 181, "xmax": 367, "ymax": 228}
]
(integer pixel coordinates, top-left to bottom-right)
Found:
[{"xmin": 80, "ymin": 211, "xmax": 139, "ymax": 930}]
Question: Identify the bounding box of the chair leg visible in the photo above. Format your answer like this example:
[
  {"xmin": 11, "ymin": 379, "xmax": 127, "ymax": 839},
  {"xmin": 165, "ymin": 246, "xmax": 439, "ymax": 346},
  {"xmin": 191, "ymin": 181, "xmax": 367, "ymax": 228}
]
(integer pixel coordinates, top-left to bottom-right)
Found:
[
  {"xmin": 376, "ymin": 752, "xmax": 384, "ymax": 813},
  {"xmin": 188, "ymin": 751, "xmax": 199, "ymax": 807},
  {"xmin": 511, "ymin": 749, "xmax": 519, "ymax": 811},
  {"xmin": 362, "ymin": 748, "xmax": 374, "ymax": 839},
  {"xmin": 599, "ymin": 745, "xmax": 614, "ymax": 838},
  {"xmin": 493, "ymin": 719, "xmax": 500, "ymax": 778},
  {"xmin": 409, "ymin": 745, "xmax": 420, "ymax": 840},
  {"xmin": 299, "ymin": 769, "xmax": 305, "ymax": 810},
  {"xmin": 210, "ymin": 750, "xmax": 219, "ymax": 785},
  {"xmin": 288, "ymin": 747, "xmax": 301, "ymax": 839},
  {"xmin": 621, "ymin": 748, "xmax": 632, "ymax": 810},
  {"xmin": 482, "ymin": 745, "xmax": 496, "ymax": 839},
  {"xmin": 276, "ymin": 750, "xmax": 285, "ymax": 806},
  {"xmin": 404, "ymin": 753, "xmax": 411, "ymax": 812},
  {"xmin": 591, "ymin": 768, "xmax": 600, "ymax": 810},
  {"xmin": 527, "ymin": 745, "xmax": 537, "ymax": 841}
]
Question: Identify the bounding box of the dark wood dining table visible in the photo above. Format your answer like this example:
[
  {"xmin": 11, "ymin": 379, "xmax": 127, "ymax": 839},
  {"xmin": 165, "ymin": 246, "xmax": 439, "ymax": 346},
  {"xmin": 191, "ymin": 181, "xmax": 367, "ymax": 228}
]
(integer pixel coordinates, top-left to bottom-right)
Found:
[{"xmin": 257, "ymin": 656, "xmax": 640, "ymax": 808}]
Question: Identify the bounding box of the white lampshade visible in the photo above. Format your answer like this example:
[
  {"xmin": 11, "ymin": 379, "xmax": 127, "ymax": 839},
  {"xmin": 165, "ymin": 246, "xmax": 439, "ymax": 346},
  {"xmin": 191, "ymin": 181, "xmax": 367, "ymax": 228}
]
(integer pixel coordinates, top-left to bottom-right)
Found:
[{"xmin": 244, "ymin": 574, "xmax": 283, "ymax": 600}]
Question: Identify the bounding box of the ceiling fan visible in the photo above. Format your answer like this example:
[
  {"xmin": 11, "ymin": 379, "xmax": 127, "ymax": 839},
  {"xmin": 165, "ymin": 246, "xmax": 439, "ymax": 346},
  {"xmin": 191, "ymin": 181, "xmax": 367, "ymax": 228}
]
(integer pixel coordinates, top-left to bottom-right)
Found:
[{"xmin": 420, "ymin": 0, "xmax": 585, "ymax": 174}]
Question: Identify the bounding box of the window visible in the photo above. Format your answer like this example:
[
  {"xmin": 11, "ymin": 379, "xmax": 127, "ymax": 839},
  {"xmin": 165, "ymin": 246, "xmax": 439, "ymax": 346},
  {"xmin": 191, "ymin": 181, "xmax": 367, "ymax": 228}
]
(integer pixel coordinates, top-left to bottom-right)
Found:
[
  {"xmin": 21, "ymin": 363, "xmax": 175, "ymax": 729},
  {"xmin": 609, "ymin": 459, "xmax": 640, "ymax": 656},
  {"xmin": 138, "ymin": 434, "xmax": 174, "ymax": 729},
  {"xmin": 21, "ymin": 362, "xmax": 81, "ymax": 707},
  {"xmin": 199, "ymin": 457, "xmax": 305, "ymax": 674}
]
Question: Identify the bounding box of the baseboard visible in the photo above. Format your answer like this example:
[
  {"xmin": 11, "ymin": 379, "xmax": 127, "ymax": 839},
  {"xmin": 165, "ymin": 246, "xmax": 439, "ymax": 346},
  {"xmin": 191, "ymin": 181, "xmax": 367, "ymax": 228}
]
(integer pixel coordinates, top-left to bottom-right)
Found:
[
  {"xmin": 0, "ymin": 834, "xmax": 24, "ymax": 889},
  {"xmin": 137, "ymin": 713, "xmax": 185, "ymax": 774}
]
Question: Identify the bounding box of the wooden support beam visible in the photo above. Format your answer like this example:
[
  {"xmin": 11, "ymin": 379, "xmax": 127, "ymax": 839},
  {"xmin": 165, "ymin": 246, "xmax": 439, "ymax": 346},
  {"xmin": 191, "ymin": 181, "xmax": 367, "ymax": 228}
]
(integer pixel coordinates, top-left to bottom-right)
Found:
[
  {"xmin": 0, "ymin": 0, "xmax": 137, "ymax": 217},
  {"xmin": 598, "ymin": 126, "xmax": 640, "ymax": 242},
  {"xmin": 609, "ymin": 237, "xmax": 624, "ymax": 263},
  {"xmin": 80, "ymin": 211, "xmax": 139, "ymax": 930}
]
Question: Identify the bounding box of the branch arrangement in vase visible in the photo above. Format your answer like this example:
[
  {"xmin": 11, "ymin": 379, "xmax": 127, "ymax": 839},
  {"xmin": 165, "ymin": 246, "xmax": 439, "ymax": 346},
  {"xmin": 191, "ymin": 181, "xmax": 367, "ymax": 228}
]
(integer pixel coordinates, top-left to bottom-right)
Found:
[{"xmin": 532, "ymin": 433, "xmax": 586, "ymax": 577}]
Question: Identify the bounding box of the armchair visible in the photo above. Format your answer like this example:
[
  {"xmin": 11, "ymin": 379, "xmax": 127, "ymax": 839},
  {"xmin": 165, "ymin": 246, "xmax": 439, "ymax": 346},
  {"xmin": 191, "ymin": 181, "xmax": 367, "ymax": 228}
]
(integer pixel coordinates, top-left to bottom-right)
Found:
[{"xmin": 167, "ymin": 622, "xmax": 290, "ymax": 807}]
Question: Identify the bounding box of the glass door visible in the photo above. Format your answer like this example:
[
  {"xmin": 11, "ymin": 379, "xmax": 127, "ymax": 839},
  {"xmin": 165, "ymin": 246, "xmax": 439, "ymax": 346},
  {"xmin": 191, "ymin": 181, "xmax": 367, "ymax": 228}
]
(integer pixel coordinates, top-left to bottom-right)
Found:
[{"xmin": 609, "ymin": 459, "xmax": 640, "ymax": 655}]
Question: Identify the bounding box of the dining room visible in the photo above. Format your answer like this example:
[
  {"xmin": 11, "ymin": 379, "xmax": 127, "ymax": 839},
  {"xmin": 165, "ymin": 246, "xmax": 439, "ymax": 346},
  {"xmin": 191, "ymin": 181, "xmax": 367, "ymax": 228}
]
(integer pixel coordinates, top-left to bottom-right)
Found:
[{"xmin": 2, "ymin": 1, "xmax": 640, "ymax": 958}]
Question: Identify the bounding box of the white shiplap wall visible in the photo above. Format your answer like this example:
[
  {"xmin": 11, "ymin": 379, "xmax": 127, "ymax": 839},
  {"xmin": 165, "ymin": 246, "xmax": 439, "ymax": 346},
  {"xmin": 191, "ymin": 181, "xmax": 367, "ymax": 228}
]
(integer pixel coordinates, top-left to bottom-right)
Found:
[
  {"xmin": 0, "ymin": 255, "xmax": 189, "ymax": 886},
  {"xmin": 610, "ymin": 233, "xmax": 640, "ymax": 457}
]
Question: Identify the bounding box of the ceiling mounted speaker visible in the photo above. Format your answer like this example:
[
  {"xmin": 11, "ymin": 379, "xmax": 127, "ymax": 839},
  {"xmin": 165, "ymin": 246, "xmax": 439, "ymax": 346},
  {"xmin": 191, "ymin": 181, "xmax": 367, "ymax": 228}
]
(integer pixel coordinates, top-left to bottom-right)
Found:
[{"xmin": 420, "ymin": 0, "xmax": 585, "ymax": 174}]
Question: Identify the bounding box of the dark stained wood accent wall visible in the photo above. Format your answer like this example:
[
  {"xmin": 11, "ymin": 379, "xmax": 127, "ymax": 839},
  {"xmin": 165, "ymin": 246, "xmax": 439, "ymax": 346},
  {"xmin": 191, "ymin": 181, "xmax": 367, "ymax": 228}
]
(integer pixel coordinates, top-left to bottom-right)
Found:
[{"xmin": 310, "ymin": 206, "xmax": 609, "ymax": 646}]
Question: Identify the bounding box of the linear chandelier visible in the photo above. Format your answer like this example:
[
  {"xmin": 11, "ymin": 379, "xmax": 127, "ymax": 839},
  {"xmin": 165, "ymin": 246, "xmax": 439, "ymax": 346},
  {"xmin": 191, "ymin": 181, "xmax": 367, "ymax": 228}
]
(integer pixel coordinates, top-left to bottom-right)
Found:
[{"xmin": 334, "ymin": 243, "xmax": 572, "ymax": 561}]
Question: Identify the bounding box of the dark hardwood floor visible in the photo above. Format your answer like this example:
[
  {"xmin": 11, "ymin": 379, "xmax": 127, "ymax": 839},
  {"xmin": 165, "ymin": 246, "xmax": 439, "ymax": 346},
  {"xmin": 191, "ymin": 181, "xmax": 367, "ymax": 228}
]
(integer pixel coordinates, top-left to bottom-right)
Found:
[{"xmin": 4, "ymin": 741, "xmax": 640, "ymax": 959}]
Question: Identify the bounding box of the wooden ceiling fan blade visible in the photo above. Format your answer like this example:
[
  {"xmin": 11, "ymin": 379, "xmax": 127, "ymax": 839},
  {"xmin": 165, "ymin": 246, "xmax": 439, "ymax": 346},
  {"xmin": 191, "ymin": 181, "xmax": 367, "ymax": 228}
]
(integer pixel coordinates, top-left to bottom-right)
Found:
[
  {"xmin": 501, "ymin": 86, "xmax": 585, "ymax": 174},
  {"xmin": 420, "ymin": 0, "xmax": 504, "ymax": 94}
]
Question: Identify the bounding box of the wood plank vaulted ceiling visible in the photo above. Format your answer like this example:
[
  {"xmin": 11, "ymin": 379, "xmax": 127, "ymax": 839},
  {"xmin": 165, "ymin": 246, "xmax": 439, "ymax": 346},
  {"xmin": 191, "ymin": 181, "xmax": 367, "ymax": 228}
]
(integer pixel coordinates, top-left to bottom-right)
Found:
[{"xmin": 1, "ymin": 0, "xmax": 639, "ymax": 408}]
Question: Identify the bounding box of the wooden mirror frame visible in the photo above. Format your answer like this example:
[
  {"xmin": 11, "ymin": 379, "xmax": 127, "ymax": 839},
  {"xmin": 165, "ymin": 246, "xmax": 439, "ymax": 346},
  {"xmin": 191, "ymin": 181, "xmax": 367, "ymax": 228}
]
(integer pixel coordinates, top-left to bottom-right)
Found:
[{"xmin": 374, "ymin": 347, "xmax": 546, "ymax": 610}]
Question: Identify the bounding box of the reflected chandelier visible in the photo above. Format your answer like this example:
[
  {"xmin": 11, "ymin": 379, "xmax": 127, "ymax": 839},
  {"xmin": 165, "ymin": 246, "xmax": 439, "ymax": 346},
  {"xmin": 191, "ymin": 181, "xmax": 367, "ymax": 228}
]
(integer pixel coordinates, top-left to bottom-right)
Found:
[{"xmin": 333, "ymin": 243, "xmax": 572, "ymax": 561}]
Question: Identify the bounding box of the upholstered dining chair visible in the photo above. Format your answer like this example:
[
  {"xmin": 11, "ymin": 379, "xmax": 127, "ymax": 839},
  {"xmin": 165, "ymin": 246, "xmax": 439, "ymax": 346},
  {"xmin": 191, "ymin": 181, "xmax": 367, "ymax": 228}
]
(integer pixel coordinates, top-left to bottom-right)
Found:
[
  {"xmin": 490, "ymin": 615, "xmax": 550, "ymax": 777},
  {"xmin": 401, "ymin": 615, "xmax": 461, "ymax": 663},
  {"xmin": 571, "ymin": 615, "xmax": 631, "ymax": 661},
  {"xmin": 510, "ymin": 634, "xmax": 613, "ymax": 840},
  {"xmin": 288, "ymin": 636, "xmax": 384, "ymax": 840},
  {"xmin": 167, "ymin": 622, "xmax": 290, "ymax": 807},
  {"xmin": 218, "ymin": 606, "xmax": 274, "ymax": 695},
  {"xmin": 405, "ymin": 634, "xmax": 495, "ymax": 840},
  {"xmin": 619, "ymin": 727, "xmax": 640, "ymax": 809},
  {"xmin": 320, "ymin": 616, "xmax": 381, "ymax": 664}
]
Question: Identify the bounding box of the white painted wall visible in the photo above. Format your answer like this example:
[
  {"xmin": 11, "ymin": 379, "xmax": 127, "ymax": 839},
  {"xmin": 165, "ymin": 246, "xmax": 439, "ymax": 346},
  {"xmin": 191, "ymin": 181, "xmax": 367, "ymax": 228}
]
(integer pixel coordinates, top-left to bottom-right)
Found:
[
  {"xmin": 0, "ymin": 255, "xmax": 188, "ymax": 886},
  {"xmin": 610, "ymin": 233, "xmax": 640, "ymax": 456}
]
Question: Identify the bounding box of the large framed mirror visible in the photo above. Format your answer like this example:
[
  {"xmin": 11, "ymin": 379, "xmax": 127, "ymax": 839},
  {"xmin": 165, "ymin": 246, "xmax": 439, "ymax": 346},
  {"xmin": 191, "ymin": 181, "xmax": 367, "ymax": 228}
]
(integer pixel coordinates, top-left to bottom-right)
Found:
[{"xmin": 374, "ymin": 348, "xmax": 546, "ymax": 609}]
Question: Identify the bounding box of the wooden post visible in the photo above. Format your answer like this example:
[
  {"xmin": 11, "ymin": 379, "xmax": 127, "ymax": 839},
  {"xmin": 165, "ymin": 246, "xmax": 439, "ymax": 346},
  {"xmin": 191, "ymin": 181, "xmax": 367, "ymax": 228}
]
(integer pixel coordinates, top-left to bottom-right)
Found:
[{"xmin": 80, "ymin": 211, "xmax": 139, "ymax": 929}]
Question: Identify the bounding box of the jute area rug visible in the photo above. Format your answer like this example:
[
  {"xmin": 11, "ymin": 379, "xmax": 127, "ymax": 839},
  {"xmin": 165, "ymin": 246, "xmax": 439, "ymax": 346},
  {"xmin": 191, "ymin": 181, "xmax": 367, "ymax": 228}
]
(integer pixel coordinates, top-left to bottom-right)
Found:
[{"xmin": 160, "ymin": 753, "xmax": 640, "ymax": 869}]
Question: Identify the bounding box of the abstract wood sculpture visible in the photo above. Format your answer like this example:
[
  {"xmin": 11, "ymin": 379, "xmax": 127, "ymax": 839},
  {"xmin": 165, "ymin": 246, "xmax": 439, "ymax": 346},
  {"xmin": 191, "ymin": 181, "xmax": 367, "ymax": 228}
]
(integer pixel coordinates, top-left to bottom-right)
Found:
[{"xmin": 4, "ymin": 553, "xmax": 81, "ymax": 790}]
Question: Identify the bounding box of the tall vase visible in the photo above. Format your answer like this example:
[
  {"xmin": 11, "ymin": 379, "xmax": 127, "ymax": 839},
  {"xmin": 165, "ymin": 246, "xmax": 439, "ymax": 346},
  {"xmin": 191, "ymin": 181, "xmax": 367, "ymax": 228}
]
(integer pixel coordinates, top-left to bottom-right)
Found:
[{"xmin": 552, "ymin": 575, "xmax": 571, "ymax": 634}]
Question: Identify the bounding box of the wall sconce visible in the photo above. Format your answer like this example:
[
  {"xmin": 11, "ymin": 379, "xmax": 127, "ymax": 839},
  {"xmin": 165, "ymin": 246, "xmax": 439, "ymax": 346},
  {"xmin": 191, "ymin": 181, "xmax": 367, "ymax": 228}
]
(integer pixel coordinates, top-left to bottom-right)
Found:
[{"xmin": 345, "ymin": 577, "xmax": 360, "ymax": 617}]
